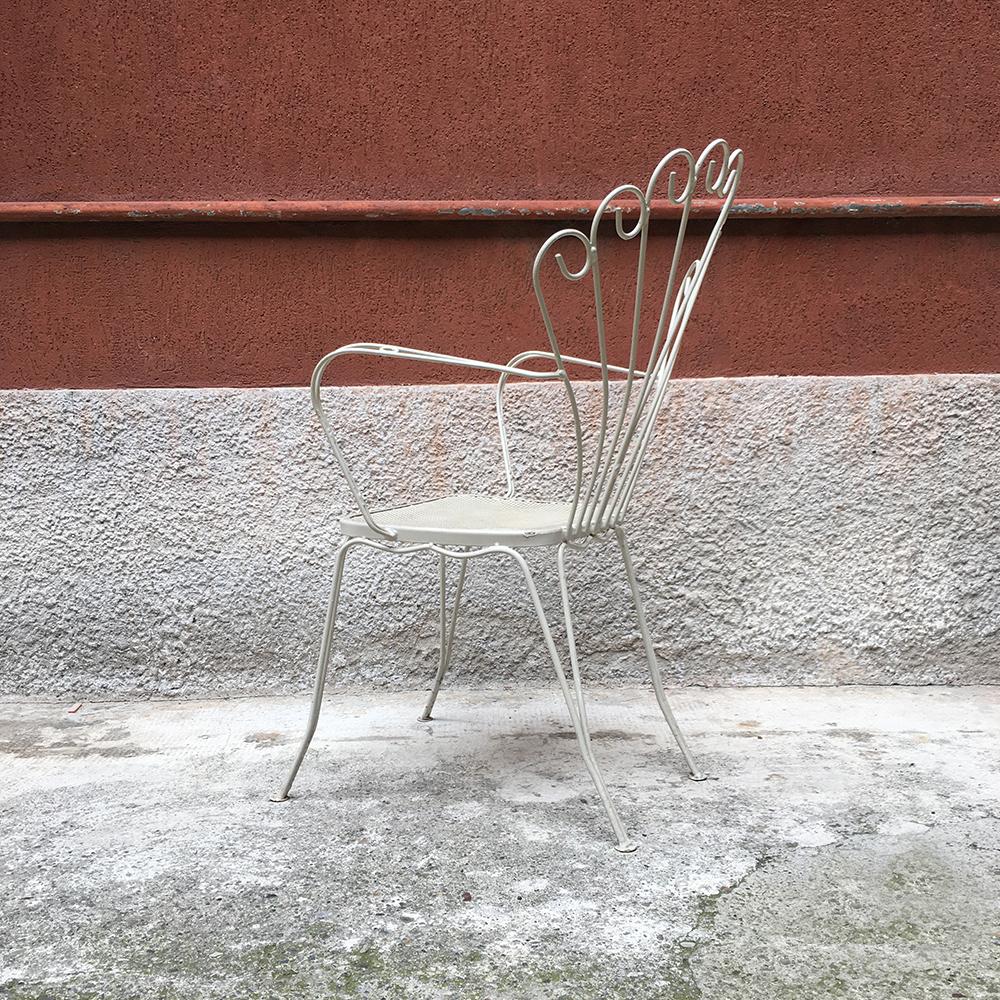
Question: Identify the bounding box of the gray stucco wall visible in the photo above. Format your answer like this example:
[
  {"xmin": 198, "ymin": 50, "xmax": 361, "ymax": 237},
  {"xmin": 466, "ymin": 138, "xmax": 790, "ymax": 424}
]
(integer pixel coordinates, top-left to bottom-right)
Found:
[{"xmin": 1, "ymin": 374, "xmax": 998, "ymax": 698}]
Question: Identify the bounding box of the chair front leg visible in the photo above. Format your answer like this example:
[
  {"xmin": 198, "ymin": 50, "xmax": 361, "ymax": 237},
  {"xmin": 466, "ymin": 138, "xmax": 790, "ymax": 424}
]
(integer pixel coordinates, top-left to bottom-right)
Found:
[
  {"xmin": 614, "ymin": 526, "xmax": 706, "ymax": 781},
  {"xmin": 420, "ymin": 554, "xmax": 467, "ymax": 721},
  {"xmin": 507, "ymin": 546, "xmax": 637, "ymax": 853},
  {"xmin": 271, "ymin": 539, "xmax": 358, "ymax": 802}
]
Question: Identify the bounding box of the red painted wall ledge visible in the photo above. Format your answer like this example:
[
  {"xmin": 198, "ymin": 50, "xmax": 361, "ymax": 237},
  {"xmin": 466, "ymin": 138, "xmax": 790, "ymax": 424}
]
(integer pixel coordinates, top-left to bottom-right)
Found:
[{"xmin": 2, "ymin": 195, "xmax": 999, "ymax": 223}]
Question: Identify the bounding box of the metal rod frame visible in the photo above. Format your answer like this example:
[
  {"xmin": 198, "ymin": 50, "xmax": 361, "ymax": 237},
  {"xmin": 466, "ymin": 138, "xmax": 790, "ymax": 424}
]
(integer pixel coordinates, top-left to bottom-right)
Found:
[{"xmin": 273, "ymin": 141, "xmax": 743, "ymax": 850}]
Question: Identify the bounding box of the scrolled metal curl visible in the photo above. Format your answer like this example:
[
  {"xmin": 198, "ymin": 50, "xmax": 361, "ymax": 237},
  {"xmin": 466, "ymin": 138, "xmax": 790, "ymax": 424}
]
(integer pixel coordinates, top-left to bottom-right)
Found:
[
  {"xmin": 536, "ymin": 229, "xmax": 593, "ymax": 282},
  {"xmin": 697, "ymin": 139, "xmax": 744, "ymax": 198},
  {"xmin": 588, "ymin": 183, "xmax": 649, "ymax": 245},
  {"xmin": 646, "ymin": 148, "xmax": 697, "ymax": 206},
  {"xmin": 533, "ymin": 184, "xmax": 651, "ymax": 290}
]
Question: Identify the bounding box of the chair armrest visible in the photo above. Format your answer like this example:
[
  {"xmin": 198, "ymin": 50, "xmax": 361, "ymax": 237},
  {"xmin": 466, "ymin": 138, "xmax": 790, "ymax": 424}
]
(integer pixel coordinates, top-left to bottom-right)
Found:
[
  {"xmin": 500, "ymin": 349, "xmax": 645, "ymax": 379},
  {"xmin": 311, "ymin": 342, "xmax": 561, "ymax": 539}
]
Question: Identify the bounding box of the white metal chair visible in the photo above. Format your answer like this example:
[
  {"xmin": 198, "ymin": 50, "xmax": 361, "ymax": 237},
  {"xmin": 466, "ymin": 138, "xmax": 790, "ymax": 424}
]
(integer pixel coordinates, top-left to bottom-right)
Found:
[{"xmin": 272, "ymin": 141, "xmax": 744, "ymax": 851}]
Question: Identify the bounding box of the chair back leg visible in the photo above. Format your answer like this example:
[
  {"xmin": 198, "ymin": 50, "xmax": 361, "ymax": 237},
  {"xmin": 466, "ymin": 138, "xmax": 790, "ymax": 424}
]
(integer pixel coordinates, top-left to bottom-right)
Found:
[
  {"xmin": 510, "ymin": 545, "xmax": 638, "ymax": 852},
  {"xmin": 615, "ymin": 527, "xmax": 706, "ymax": 780}
]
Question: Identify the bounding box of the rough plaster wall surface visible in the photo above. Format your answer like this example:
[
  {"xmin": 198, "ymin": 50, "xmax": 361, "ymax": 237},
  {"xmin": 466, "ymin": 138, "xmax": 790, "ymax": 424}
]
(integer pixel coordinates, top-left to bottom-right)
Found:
[{"xmin": 1, "ymin": 374, "xmax": 997, "ymax": 698}]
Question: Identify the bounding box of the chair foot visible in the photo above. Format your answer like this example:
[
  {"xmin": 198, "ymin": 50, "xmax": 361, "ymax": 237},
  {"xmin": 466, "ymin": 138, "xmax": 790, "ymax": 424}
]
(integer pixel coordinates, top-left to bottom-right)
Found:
[
  {"xmin": 269, "ymin": 792, "xmax": 291, "ymax": 803},
  {"xmin": 614, "ymin": 840, "xmax": 639, "ymax": 854},
  {"xmin": 417, "ymin": 713, "xmax": 433, "ymax": 722},
  {"xmin": 688, "ymin": 772, "xmax": 708, "ymax": 782}
]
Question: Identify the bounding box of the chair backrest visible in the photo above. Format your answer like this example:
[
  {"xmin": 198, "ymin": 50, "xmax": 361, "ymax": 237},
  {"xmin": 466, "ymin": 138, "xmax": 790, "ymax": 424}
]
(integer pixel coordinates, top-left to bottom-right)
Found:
[{"xmin": 531, "ymin": 139, "xmax": 743, "ymax": 538}]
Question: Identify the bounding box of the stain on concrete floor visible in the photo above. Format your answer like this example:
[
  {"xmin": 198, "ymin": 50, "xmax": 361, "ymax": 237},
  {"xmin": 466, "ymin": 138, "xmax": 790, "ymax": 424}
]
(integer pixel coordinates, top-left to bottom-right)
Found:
[{"xmin": 1, "ymin": 686, "xmax": 998, "ymax": 998}]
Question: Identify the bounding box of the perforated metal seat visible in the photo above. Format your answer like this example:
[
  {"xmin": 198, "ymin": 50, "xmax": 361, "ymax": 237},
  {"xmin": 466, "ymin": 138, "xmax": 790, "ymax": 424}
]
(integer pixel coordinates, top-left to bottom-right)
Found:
[{"xmin": 340, "ymin": 494, "xmax": 573, "ymax": 547}]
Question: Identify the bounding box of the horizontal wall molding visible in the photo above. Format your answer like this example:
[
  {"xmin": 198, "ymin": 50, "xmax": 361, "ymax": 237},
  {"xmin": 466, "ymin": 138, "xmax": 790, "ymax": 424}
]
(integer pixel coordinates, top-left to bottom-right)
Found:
[{"xmin": 1, "ymin": 195, "xmax": 999, "ymax": 224}]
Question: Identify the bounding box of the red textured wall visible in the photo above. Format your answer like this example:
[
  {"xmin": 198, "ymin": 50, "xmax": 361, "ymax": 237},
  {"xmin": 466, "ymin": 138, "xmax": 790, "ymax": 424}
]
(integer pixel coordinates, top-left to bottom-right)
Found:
[
  {"xmin": 5, "ymin": 0, "xmax": 998, "ymax": 200},
  {"xmin": 2, "ymin": 1, "xmax": 999, "ymax": 387},
  {"xmin": 4, "ymin": 218, "xmax": 998, "ymax": 388}
]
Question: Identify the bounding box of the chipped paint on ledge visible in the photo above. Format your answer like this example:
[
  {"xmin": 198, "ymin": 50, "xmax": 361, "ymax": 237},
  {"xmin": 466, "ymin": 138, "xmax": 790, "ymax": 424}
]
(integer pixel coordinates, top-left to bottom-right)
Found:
[{"xmin": 1, "ymin": 195, "xmax": 1000, "ymax": 224}]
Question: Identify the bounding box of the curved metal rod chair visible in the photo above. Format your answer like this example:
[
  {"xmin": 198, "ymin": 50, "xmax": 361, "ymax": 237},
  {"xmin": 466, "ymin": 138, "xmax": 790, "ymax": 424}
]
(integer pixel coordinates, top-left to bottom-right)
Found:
[{"xmin": 272, "ymin": 141, "xmax": 744, "ymax": 852}]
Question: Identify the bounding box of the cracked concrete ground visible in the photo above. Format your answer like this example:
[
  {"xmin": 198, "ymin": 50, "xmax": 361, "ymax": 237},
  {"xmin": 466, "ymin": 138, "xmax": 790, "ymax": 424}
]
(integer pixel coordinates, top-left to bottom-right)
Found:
[{"xmin": 2, "ymin": 686, "xmax": 998, "ymax": 999}]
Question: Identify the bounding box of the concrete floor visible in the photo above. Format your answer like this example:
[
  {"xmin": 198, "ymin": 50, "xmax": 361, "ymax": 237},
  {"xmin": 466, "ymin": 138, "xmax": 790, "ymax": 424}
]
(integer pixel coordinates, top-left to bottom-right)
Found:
[{"xmin": 1, "ymin": 686, "xmax": 998, "ymax": 999}]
